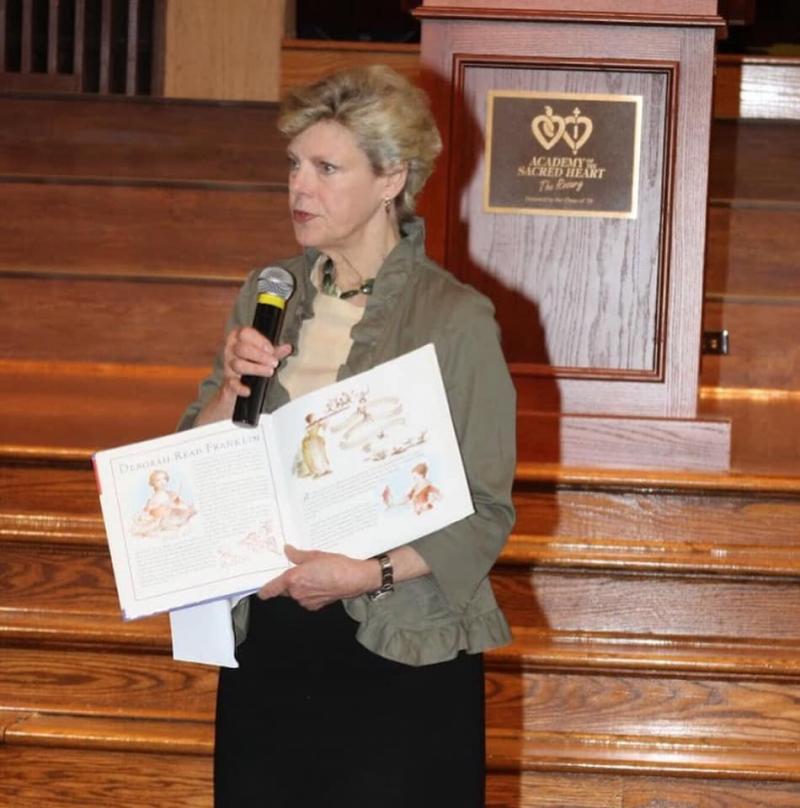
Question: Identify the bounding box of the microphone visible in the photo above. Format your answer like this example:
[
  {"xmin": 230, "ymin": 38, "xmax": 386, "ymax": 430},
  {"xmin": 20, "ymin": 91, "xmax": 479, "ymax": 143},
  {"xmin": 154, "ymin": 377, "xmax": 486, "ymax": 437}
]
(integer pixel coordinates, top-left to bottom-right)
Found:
[{"xmin": 232, "ymin": 266, "xmax": 295, "ymax": 428}]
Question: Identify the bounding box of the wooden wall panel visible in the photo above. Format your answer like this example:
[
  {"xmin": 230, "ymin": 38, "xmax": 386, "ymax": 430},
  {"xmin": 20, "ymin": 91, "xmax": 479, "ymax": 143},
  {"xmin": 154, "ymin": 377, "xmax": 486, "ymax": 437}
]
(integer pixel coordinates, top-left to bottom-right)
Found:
[
  {"xmin": 163, "ymin": 0, "xmax": 284, "ymax": 102},
  {"xmin": 452, "ymin": 64, "xmax": 668, "ymax": 374},
  {"xmin": 280, "ymin": 39, "xmax": 420, "ymax": 96}
]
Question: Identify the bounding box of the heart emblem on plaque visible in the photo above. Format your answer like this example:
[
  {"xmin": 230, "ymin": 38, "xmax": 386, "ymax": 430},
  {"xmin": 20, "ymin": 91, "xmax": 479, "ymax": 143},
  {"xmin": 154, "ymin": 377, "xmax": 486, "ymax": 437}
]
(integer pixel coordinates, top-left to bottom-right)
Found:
[
  {"xmin": 562, "ymin": 107, "xmax": 593, "ymax": 155},
  {"xmin": 531, "ymin": 106, "xmax": 566, "ymax": 151}
]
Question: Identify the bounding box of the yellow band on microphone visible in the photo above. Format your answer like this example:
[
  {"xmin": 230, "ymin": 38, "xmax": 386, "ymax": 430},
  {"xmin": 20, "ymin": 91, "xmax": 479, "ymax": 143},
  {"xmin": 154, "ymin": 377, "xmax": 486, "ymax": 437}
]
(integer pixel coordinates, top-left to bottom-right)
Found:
[{"xmin": 258, "ymin": 293, "xmax": 286, "ymax": 309}]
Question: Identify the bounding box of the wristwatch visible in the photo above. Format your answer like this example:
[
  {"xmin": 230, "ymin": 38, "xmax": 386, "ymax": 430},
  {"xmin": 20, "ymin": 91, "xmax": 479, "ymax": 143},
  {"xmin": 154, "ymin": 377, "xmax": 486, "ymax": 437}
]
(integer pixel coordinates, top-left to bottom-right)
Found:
[{"xmin": 367, "ymin": 553, "xmax": 394, "ymax": 601}]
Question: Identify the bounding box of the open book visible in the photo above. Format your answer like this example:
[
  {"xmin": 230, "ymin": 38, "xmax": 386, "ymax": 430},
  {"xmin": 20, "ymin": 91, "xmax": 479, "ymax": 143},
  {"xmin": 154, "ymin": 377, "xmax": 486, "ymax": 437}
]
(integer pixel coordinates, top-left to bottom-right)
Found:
[{"xmin": 94, "ymin": 344, "xmax": 474, "ymax": 621}]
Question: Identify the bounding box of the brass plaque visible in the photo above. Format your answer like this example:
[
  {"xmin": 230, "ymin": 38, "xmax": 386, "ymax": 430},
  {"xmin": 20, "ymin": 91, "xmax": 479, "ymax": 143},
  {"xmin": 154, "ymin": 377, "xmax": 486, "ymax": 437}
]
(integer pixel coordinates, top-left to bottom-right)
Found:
[{"xmin": 484, "ymin": 90, "xmax": 643, "ymax": 219}]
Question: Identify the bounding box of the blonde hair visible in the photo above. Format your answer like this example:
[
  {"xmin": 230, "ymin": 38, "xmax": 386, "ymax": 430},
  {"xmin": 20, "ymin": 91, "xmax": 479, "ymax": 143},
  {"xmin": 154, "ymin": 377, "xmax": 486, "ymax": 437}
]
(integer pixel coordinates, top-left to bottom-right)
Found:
[
  {"xmin": 148, "ymin": 469, "xmax": 169, "ymax": 486},
  {"xmin": 279, "ymin": 65, "xmax": 442, "ymax": 222}
]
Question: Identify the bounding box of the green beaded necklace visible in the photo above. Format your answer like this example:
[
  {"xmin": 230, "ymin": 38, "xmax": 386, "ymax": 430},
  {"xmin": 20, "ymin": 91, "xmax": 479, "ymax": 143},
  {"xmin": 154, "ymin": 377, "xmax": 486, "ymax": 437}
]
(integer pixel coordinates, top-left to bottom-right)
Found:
[{"xmin": 320, "ymin": 260, "xmax": 375, "ymax": 300}]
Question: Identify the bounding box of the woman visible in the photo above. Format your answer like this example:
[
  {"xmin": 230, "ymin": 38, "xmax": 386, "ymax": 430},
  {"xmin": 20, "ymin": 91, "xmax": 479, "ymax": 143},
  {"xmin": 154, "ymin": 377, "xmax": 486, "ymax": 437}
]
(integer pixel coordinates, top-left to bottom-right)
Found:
[{"xmin": 178, "ymin": 65, "xmax": 516, "ymax": 807}]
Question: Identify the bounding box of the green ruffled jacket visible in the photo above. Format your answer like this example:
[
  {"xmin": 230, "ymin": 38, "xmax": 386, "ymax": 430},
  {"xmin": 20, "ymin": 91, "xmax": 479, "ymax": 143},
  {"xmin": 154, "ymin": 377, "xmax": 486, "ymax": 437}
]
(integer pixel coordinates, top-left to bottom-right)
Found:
[{"xmin": 177, "ymin": 218, "xmax": 517, "ymax": 667}]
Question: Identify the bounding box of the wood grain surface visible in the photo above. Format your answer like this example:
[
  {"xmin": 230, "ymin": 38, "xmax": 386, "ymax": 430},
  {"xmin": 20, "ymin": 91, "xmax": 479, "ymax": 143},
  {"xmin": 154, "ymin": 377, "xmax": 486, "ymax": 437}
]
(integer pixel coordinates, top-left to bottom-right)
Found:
[{"xmin": 0, "ymin": 183, "xmax": 297, "ymax": 281}]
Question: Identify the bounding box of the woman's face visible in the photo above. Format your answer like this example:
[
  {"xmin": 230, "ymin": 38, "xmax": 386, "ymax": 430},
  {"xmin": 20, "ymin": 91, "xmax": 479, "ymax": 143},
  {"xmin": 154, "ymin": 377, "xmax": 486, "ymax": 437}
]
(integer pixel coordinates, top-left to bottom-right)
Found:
[{"xmin": 287, "ymin": 120, "xmax": 398, "ymax": 255}]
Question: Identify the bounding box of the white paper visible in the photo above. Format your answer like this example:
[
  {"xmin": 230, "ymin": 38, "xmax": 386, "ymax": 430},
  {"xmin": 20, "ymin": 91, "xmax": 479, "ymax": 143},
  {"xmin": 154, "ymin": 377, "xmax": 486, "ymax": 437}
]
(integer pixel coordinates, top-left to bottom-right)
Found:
[
  {"xmin": 169, "ymin": 598, "xmax": 239, "ymax": 667},
  {"xmin": 94, "ymin": 344, "xmax": 474, "ymax": 621}
]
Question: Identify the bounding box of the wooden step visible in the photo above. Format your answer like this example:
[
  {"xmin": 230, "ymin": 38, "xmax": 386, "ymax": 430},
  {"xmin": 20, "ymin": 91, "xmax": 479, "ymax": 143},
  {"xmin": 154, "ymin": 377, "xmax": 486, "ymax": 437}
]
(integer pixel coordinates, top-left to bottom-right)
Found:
[
  {"xmin": 702, "ymin": 298, "xmax": 800, "ymax": 390},
  {"xmin": 3, "ymin": 748, "xmax": 800, "ymax": 808},
  {"xmin": 2, "ymin": 712, "xmax": 212, "ymax": 755},
  {"xmin": 2, "ymin": 203, "xmax": 796, "ymax": 370},
  {"xmin": 3, "ymin": 676, "xmax": 800, "ymax": 791},
  {"xmin": 490, "ymin": 770, "xmax": 800, "ymax": 807},
  {"xmin": 484, "ymin": 668, "xmax": 800, "ymax": 750},
  {"xmin": 705, "ymin": 206, "xmax": 800, "ymax": 297},
  {"xmin": 0, "ymin": 647, "xmax": 216, "ymax": 720},
  {"xmin": 700, "ymin": 393, "xmax": 800, "ymax": 477},
  {"xmin": 708, "ymin": 119, "xmax": 800, "ymax": 203},
  {"xmin": 0, "ymin": 93, "xmax": 286, "ymax": 185},
  {"xmin": 1, "ymin": 275, "xmax": 239, "ymax": 366},
  {"xmin": 1, "ymin": 359, "xmax": 793, "ymax": 472},
  {"xmin": 0, "ymin": 745, "xmax": 212, "ymax": 808},
  {"xmin": 714, "ymin": 55, "xmax": 800, "ymax": 120},
  {"xmin": 5, "ymin": 713, "xmax": 800, "ymax": 807},
  {"xmin": 4, "ymin": 706, "xmax": 800, "ymax": 783},
  {"xmin": 0, "ymin": 181, "xmax": 296, "ymax": 281},
  {"xmin": 3, "ymin": 469, "xmax": 800, "ymax": 676},
  {"xmin": 6, "ymin": 546, "xmax": 800, "ymax": 681},
  {"xmin": 14, "ymin": 642, "xmax": 800, "ymax": 739},
  {"xmin": 7, "ymin": 475, "xmax": 800, "ymax": 582},
  {"xmin": 0, "ymin": 361, "xmax": 204, "ymax": 455}
]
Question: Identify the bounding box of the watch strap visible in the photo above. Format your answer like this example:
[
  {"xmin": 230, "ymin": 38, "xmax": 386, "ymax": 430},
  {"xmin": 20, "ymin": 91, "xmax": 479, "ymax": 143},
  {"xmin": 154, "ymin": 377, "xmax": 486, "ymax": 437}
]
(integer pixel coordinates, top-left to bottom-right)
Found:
[{"xmin": 367, "ymin": 553, "xmax": 394, "ymax": 600}]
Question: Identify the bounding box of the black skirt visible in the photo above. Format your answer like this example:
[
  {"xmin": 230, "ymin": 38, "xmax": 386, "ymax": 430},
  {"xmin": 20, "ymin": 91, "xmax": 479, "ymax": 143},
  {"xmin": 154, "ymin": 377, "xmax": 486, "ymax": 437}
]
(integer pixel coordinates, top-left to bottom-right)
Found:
[{"xmin": 214, "ymin": 595, "xmax": 486, "ymax": 808}]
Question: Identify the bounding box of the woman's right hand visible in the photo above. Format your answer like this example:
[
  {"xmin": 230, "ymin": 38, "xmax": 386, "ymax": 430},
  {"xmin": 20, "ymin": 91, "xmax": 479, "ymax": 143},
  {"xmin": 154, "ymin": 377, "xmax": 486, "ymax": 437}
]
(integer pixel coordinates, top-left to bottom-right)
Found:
[{"xmin": 194, "ymin": 326, "xmax": 292, "ymax": 426}]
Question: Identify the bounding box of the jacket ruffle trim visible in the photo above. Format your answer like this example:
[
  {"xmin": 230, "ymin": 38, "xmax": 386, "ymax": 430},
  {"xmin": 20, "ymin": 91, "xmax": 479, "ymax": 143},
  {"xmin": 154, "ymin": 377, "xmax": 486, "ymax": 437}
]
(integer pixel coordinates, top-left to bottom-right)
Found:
[{"xmin": 343, "ymin": 598, "xmax": 512, "ymax": 667}]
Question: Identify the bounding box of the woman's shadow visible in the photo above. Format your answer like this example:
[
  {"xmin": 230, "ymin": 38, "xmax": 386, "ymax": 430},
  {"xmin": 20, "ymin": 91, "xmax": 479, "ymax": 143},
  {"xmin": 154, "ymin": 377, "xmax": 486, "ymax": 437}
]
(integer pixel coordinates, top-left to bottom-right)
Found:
[{"xmin": 419, "ymin": 66, "xmax": 562, "ymax": 806}]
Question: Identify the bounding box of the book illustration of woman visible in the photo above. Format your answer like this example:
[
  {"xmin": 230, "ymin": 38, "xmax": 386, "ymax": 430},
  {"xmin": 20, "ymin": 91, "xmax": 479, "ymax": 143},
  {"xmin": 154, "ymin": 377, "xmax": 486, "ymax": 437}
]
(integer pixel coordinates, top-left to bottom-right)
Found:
[
  {"xmin": 132, "ymin": 469, "xmax": 196, "ymax": 537},
  {"xmin": 294, "ymin": 413, "xmax": 332, "ymax": 479},
  {"xmin": 382, "ymin": 462, "xmax": 442, "ymax": 515}
]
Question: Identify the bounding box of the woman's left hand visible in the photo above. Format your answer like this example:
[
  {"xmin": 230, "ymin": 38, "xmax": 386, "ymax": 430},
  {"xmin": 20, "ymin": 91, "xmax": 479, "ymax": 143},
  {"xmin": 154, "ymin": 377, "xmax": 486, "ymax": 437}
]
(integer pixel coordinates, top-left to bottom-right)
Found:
[{"xmin": 257, "ymin": 545, "xmax": 379, "ymax": 611}]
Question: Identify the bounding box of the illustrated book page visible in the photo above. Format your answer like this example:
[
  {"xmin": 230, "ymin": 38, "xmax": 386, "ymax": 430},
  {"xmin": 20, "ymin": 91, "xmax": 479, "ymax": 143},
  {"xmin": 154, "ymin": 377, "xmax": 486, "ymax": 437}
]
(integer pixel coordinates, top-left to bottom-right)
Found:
[{"xmin": 94, "ymin": 344, "xmax": 473, "ymax": 620}]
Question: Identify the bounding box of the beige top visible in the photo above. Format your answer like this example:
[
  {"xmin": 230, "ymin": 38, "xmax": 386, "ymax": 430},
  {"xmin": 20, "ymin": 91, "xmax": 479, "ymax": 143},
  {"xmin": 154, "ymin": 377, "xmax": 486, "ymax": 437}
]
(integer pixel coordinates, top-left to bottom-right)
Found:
[{"xmin": 279, "ymin": 259, "xmax": 363, "ymax": 399}]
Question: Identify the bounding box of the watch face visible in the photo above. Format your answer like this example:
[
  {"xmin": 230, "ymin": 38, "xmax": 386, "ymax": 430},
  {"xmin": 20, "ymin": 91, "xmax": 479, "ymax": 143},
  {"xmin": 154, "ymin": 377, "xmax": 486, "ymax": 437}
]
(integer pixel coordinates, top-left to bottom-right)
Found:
[{"xmin": 368, "ymin": 586, "xmax": 393, "ymax": 602}]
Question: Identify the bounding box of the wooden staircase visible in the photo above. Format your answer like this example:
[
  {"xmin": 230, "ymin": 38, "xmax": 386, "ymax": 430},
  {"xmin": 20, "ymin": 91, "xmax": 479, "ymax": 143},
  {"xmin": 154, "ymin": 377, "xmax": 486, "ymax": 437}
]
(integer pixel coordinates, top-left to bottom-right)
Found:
[{"xmin": 2, "ymin": 56, "xmax": 800, "ymax": 807}]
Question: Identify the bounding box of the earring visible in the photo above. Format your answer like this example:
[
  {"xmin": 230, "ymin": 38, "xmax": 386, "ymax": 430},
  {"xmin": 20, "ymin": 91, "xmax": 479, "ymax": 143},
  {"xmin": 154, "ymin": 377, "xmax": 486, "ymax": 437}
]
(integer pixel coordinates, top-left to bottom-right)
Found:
[{"xmin": 383, "ymin": 198, "xmax": 392, "ymax": 212}]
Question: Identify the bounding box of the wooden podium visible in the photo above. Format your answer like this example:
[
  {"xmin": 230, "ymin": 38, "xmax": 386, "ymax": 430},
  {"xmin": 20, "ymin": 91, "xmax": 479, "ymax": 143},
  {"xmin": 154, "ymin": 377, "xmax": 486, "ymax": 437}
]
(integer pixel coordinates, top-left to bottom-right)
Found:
[{"xmin": 415, "ymin": 0, "xmax": 731, "ymax": 471}]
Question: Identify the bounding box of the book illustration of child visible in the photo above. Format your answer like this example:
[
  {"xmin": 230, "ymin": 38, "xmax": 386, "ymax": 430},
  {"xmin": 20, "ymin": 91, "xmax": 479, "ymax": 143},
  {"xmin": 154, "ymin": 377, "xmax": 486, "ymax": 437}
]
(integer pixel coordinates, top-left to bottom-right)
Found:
[
  {"xmin": 382, "ymin": 462, "xmax": 442, "ymax": 515},
  {"xmin": 131, "ymin": 469, "xmax": 196, "ymax": 537}
]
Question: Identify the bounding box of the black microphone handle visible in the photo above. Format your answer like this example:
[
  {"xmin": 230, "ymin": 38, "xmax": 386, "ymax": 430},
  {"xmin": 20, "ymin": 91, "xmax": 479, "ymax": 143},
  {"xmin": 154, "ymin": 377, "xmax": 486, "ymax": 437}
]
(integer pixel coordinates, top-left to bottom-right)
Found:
[{"xmin": 232, "ymin": 302, "xmax": 285, "ymax": 427}]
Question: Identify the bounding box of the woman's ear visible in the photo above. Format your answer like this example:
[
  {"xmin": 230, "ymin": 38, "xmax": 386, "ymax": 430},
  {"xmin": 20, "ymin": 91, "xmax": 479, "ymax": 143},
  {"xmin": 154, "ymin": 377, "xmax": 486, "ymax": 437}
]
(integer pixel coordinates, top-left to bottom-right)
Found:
[{"xmin": 382, "ymin": 162, "xmax": 409, "ymax": 202}]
